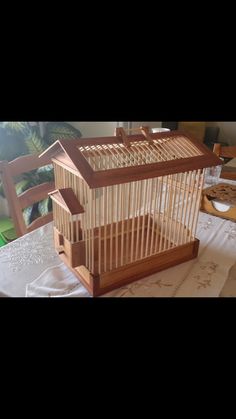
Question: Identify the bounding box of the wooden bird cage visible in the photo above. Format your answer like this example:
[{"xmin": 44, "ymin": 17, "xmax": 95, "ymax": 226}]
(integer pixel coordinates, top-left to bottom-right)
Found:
[{"xmin": 40, "ymin": 127, "xmax": 222, "ymax": 296}]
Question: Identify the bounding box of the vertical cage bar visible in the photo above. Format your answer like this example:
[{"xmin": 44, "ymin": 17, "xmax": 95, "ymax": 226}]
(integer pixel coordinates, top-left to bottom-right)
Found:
[
  {"xmin": 158, "ymin": 175, "xmax": 168, "ymax": 253},
  {"xmin": 145, "ymin": 178, "xmax": 153, "ymax": 257},
  {"xmin": 103, "ymin": 186, "xmax": 107, "ymax": 272},
  {"xmin": 135, "ymin": 180, "xmax": 143, "ymax": 261},
  {"xmin": 126, "ymin": 182, "xmax": 131, "ymax": 265},
  {"xmin": 130, "ymin": 181, "xmax": 137, "ymax": 263},
  {"xmin": 115, "ymin": 184, "xmax": 119, "ymax": 269},
  {"xmin": 176, "ymin": 172, "xmax": 188, "ymax": 246},
  {"xmin": 64, "ymin": 211, "xmax": 67, "ymax": 240},
  {"xmin": 163, "ymin": 175, "xmax": 173, "ymax": 251},
  {"xmin": 61, "ymin": 207, "xmax": 64, "ymax": 237},
  {"xmin": 87, "ymin": 187, "xmax": 91, "ymax": 272},
  {"xmin": 150, "ymin": 177, "xmax": 158, "ymax": 254},
  {"xmin": 172, "ymin": 173, "xmax": 182, "ymax": 246},
  {"xmin": 110, "ymin": 185, "xmax": 114, "ymax": 271},
  {"xmin": 70, "ymin": 215, "xmax": 73, "ymax": 243},
  {"xmin": 98, "ymin": 187, "xmax": 102, "ymax": 274},
  {"xmin": 84, "ymin": 181, "xmax": 88, "ymax": 268},
  {"xmin": 52, "ymin": 201, "xmax": 56, "ymax": 228},
  {"xmin": 191, "ymin": 169, "xmax": 204, "ymax": 239},
  {"xmin": 166, "ymin": 174, "xmax": 177, "ymax": 250},
  {"xmin": 184, "ymin": 170, "xmax": 196, "ymax": 243},
  {"xmin": 154, "ymin": 176, "xmax": 164, "ymax": 253},
  {"xmin": 57, "ymin": 203, "xmax": 59, "ymax": 232},
  {"xmin": 118, "ymin": 184, "xmax": 122, "ymax": 265},
  {"xmin": 91, "ymin": 189, "xmax": 95, "ymax": 274},
  {"xmin": 120, "ymin": 184, "xmax": 124, "ymax": 265},
  {"xmin": 180, "ymin": 171, "xmax": 191, "ymax": 245},
  {"xmin": 140, "ymin": 179, "xmax": 148, "ymax": 259}
]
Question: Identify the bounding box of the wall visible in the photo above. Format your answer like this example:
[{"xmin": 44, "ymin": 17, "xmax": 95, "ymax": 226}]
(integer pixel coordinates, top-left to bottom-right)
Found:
[
  {"xmin": 69, "ymin": 122, "xmax": 162, "ymax": 137},
  {"xmin": 206, "ymin": 122, "xmax": 236, "ymax": 145},
  {"xmin": 69, "ymin": 122, "xmax": 118, "ymax": 137},
  {"xmin": 132, "ymin": 122, "xmax": 236, "ymax": 145},
  {"xmin": 131, "ymin": 121, "xmax": 162, "ymax": 129},
  {"xmin": 135, "ymin": 122, "xmax": 236, "ymax": 145}
]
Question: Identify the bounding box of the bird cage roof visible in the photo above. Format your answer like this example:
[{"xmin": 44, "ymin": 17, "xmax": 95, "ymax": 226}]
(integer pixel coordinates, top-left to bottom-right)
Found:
[
  {"xmin": 40, "ymin": 130, "xmax": 222, "ymax": 188},
  {"xmin": 49, "ymin": 188, "xmax": 84, "ymax": 215}
]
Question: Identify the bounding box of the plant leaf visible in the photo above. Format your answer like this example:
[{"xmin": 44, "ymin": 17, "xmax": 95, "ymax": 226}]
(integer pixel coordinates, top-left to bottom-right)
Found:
[
  {"xmin": 15, "ymin": 179, "xmax": 31, "ymax": 195},
  {"xmin": 23, "ymin": 203, "xmax": 40, "ymax": 226},
  {"xmin": 44, "ymin": 122, "xmax": 82, "ymax": 145},
  {"xmin": 3, "ymin": 122, "xmax": 30, "ymax": 135},
  {"xmin": 25, "ymin": 131, "xmax": 48, "ymax": 154},
  {"xmin": 36, "ymin": 165, "xmax": 54, "ymax": 183},
  {"xmin": 23, "ymin": 206, "xmax": 34, "ymax": 226},
  {"xmin": 38, "ymin": 197, "xmax": 52, "ymax": 216},
  {"xmin": 0, "ymin": 181, "xmax": 5, "ymax": 197}
]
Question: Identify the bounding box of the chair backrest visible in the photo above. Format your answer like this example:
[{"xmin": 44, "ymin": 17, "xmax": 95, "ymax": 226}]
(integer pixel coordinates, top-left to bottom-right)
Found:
[
  {"xmin": 213, "ymin": 143, "xmax": 236, "ymax": 158},
  {"xmin": 162, "ymin": 122, "xmax": 178, "ymax": 130},
  {"xmin": 204, "ymin": 127, "xmax": 220, "ymax": 143},
  {"xmin": 0, "ymin": 153, "xmax": 55, "ymax": 237},
  {"xmin": 213, "ymin": 143, "xmax": 236, "ymax": 181}
]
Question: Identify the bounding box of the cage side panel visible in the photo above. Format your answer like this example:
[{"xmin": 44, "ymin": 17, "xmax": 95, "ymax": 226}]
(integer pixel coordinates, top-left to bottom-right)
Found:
[
  {"xmin": 160, "ymin": 169, "xmax": 205, "ymax": 247},
  {"xmin": 92, "ymin": 179, "xmax": 166, "ymax": 274},
  {"xmin": 54, "ymin": 162, "xmax": 93, "ymax": 270}
]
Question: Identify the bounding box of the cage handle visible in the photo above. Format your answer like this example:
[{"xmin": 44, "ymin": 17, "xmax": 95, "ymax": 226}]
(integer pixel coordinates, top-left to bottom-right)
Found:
[
  {"xmin": 115, "ymin": 126, "xmax": 153, "ymax": 146},
  {"xmin": 140, "ymin": 126, "xmax": 154, "ymax": 143},
  {"xmin": 115, "ymin": 127, "xmax": 130, "ymax": 146}
]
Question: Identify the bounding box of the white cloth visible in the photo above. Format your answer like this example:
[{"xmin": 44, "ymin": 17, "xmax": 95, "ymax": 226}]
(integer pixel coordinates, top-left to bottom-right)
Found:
[
  {"xmin": 0, "ymin": 212, "xmax": 236, "ymax": 298},
  {"xmin": 174, "ymin": 215, "xmax": 236, "ymax": 297},
  {"xmin": 20, "ymin": 213, "xmax": 236, "ymax": 298},
  {"xmin": 26, "ymin": 263, "xmax": 90, "ymax": 298},
  {"xmin": 0, "ymin": 222, "xmax": 60, "ymax": 297},
  {"xmin": 220, "ymin": 262, "xmax": 236, "ymax": 297}
]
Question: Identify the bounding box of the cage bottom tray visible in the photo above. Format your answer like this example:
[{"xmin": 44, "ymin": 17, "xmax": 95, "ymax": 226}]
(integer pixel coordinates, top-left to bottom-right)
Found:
[{"xmin": 57, "ymin": 229, "xmax": 199, "ymax": 297}]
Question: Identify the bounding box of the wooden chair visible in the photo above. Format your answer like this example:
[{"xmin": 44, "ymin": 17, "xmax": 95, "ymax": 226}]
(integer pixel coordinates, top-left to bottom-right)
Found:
[
  {"xmin": 0, "ymin": 153, "xmax": 55, "ymax": 238},
  {"xmin": 213, "ymin": 143, "xmax": 236, "ymax": 180}
]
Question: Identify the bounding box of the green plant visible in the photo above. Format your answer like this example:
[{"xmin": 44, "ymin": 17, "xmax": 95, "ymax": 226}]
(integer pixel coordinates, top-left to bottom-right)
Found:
[
  {"xmin": 0, "ymin": 122, "xmax": 82, "ymax": 226},
  {"xmin": 44, "ymin": 122, "xmax": 82, "ymax": 145}
]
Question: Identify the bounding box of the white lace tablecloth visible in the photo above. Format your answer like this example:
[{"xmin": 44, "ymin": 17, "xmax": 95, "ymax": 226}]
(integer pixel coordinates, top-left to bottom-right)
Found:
[{"xmin": 0, "ymin": 209, "xmax": 236, "ymax": 297}]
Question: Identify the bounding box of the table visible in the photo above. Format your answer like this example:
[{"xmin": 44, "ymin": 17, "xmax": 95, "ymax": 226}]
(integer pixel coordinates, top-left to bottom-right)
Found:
[{"xmin": 0, "ymin": 208, "xmax": 236, "ymax": 297}]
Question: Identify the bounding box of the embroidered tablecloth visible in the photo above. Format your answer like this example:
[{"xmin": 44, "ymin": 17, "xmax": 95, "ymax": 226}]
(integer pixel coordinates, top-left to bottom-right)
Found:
[{"xmin": 0, "ymin": 210, "xmax": 235, "ymax": 297}]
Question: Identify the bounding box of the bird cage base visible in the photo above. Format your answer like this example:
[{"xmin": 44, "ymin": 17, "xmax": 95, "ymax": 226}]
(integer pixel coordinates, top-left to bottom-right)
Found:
[
  {"xmin": 54, "ymin": 227, "xmax": 85, "ymax": 268},
  {"xmin": 54, "ymin": 227, "xmax": 199, "ymax": 296}
]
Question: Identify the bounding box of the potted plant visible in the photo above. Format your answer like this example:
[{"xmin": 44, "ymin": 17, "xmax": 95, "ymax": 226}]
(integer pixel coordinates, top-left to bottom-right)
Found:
[{"xmin": 0, "ymin": 122, "xmax": 82, "ymax": 226}]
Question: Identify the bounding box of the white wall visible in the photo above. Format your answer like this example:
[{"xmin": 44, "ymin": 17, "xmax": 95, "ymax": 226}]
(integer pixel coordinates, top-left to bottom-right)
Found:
[
  {"xmin": 69, "ymin": 122, "xmax": 118, "ymax": 138},
  {"xmin": 69, "ymin": 122, "xmax": 162, "ymax": 137},
  {"xmin": 132, "ymin": 122, "xmax": 236, "ymax": 145},
  {"xmin": 131, "ymin": 121, "xmax": 162, "ymax": 129}
]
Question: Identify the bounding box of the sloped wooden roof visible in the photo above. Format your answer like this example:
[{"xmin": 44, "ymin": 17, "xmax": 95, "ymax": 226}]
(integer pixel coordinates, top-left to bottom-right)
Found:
[
  {"xmin": 40, "ymin": 131, "xmax": 222, "ymax": 188},
  {"xmin": 49, "ymin": 188, "xmax": 84, "ymax": 215}
]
